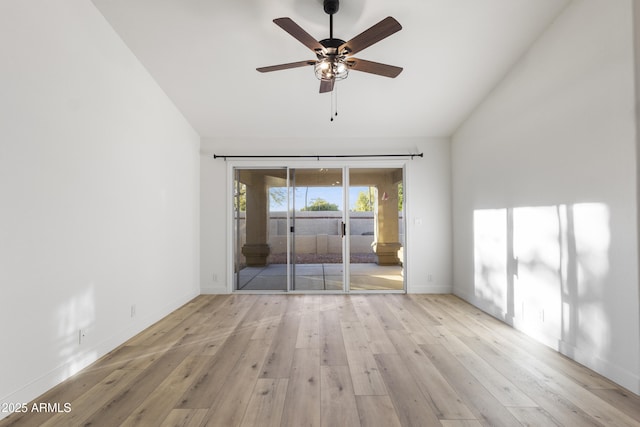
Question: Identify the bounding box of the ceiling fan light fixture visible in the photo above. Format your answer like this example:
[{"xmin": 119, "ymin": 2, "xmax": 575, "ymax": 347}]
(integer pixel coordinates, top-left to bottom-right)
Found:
[{"xmin": 314, "ymin": 57, "xmax": 348, "ymax": 81}]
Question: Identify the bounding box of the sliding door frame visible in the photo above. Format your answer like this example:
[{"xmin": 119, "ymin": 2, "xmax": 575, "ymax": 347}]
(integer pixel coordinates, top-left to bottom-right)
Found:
[{"xmin": 226, "ymin": 159, "xmax": 407, "ymax": 294}]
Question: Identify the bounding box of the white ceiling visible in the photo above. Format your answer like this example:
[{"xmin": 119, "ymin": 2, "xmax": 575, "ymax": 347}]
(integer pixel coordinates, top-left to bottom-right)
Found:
[{"xmin": 91, "ymin": 0, "xmax": 570, "ymax": 140}]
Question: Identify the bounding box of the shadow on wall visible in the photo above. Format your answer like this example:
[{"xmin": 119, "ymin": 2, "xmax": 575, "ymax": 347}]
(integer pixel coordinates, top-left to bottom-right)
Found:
[{"xmin": 473, "ymin": 203, "xmax": 610, "ymax": 360}]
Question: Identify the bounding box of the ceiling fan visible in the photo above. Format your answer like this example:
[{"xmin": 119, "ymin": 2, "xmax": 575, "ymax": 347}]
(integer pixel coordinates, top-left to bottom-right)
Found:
[{"xmin": 257, "ymin": 0, "xmax": 403, "ymax": 94}]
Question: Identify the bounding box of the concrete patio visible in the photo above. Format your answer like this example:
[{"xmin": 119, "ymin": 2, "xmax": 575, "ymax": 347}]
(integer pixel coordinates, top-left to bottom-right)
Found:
[{"xmin": 236, "ymin": 263, "xmax": 404, "ymax": 291}]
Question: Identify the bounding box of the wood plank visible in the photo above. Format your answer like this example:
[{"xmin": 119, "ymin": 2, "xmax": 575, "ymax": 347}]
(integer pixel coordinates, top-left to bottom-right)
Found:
[
  {"xmin": 385, "ymin": 329, "xmax": 475, "ymax": 420},
  {"xmin": 419, "ymin": 343, "xmax": 522, "ymax": 427},
  {"xmin": 384, "ymin": 294, "xmax": 442, "ymax": 339},
  {"xmin": 351, "ymin": 296, "xmax": 396, "ymax": 354},
  {"xmin": 0, "ymin": 365, "xmax": 113, "ymax": 427},
  {"xmin": 364, "ymin": 295, "xmax": 405, "ymax": 331},
  {"xmin": 260, "ymin": 312, "xmax": 301, "ymax": 378},
  {"xmin": 395, "ymin": 294, "xmax": 442, "ymax": 326},
  {"xmin": 250, "ymin": 295, "xmax": 287, "ymax": 341},
  {"xmin": 159, "ymin": 409, "xmax": 208, "ymax": 427},
  {"xmin": 355, "ymin": 396, "xmax": 402, "ymax": 427},
  {"xmin": 201, "ymin": 339, "xmax": 271, "ymax": 427},
  {"xmin": 39, "ymin": 369, "xmax": 132, "ymax": 427},
  {"xmin": 374, "ymin": 353, "xmax": 442, "ymax": 426},
  {"xmin": 127, "ymin": 296, "xmax": 224, "ymax": 348},
  {"xmin": 508, "ymin": 407, "xmax": 562, "ymax": 426},
  {"xmin": 460, "ymin": 335, "xmax": 602, "ymax": 427},
  {"xmin": 319, "ymin": 308, "xmax": 348, "ymax": 366},
  {"xmin": 239, "ymin": 294, "xmax": 282, "ymax": 332},
  {"xmin": 79, "ymin": 348, "xmax": 191, "ymax": 426},
  {"xmin": 296, "ymin": 309, "xmax": 320, "ymax": 349},
  {"xmin": 201, "ymin": 295, "xmax": 259, "ymax": 340},
  {"xmin": 281, "ymin": 348, "xmax": 321, "ymax": 427},
  {"xmin": 520, "ymin": 362, "xmax": 640, "ymax": 426},
  {"xmin": 177, "ymin": 333, "xmax": 226, "ymax": 357},
  {"xmin": 284, "ymin": 294, "xmax": 306, "ymax": 315},
  {"xmin": 320, "ymin": 366, "xmax": 360, "ymax": 427},
  {"xmin": 438, "ymin": 295, "xmax": 618, "ymax": 390},
  {"xmin": 333, "ymin": 294, "xmax": 360, "ymax": 322},
  {"xmin": 170, "ymin": 307, "xmax": 235, "ymax": 356},
  {"xmin": 461, "ymin": 328, "xmax": 639, "ymax": 426},
  {"xmin": 440, "ymin": 421, "xmax": 483, "ymax": 427},
  {"xmin": 177, "ymin": 328, "xmax": 254, "ymax": 408},
  {"xmin": 251, "ymin": 316, "xmax": 281, "ymax": 342},
  {"xmin": 441, "ymin": 334, "xmax": 538, "ymax": 407},
  {"xmin": 240, "ymin": 379, "xmax": 288, "ymax": 427},
  {"xmin": 589, "ymin": 388, "xmax": 640, "ymax": 423},
  {"xmin": 340, "ymin": 321, "xmax": 387, "ymax": 395},
  {"xmin": 414, "ymin": 295, "xmax": 475, "ymax": 337},
  {"xmin": 92, "ymin": 343, "xmax": 172, "ymax": 372},
  {"xmin": 120, "ymin": 355, "xmax": 210, "ymax": 426}
]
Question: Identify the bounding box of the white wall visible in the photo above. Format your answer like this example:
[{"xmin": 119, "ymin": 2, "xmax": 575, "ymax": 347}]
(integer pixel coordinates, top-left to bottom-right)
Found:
[
  {"xmin": 0, "ymin": 0, "xmax": 201, "ymax": 417},
  {"xmin": 452, "ymin": 0, "xmax": 639, "ymax": 393},
  {"xmin": 200, "ymin": 137, "xmax": 451, "ymax": 294}
]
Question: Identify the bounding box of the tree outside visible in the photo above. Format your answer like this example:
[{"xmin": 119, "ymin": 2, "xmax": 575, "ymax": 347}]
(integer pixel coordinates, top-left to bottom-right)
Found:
[
  {"xmin": 300, "ymin": 198, "xmax": 339, "ymax": 211},
  {"xmin": 354, "ymin": 187, "xmax": 375, "ymax": 212},
  {"xmin": 353, "ymin": 184, "xmax": 403, "ymax": 212}
]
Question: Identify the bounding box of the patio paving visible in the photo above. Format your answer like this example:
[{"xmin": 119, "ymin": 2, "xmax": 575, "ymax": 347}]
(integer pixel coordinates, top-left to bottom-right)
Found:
[{"xmin": 236, "ymin": 263, "xmax": 403, "ymax": 291}]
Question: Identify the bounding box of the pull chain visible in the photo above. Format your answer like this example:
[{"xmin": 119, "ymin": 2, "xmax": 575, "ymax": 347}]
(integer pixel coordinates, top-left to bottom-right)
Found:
[
  {"xmin": 335, "ymin": 82, "xmax": 338, "ymax": 118},
  {"xmin": 330, "ymin": 82, "xmax": 338, "ymax": 122}
]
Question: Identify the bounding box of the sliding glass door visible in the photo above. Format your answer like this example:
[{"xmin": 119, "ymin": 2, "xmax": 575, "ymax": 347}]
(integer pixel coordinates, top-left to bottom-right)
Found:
[
  {"xmin": 232, "ymin": 165, "xmax": 405, "ymax": 292},
  {"xmin": 289, "ymin": 168, "xmax": 345, "ymax": 291},
  {"xmin": 348, "ymin": 168, "xmax": 405, "ymax": 291},
  {"xmin": 234, "ymin": 168, "xmax": 288, "ymax": 291}
]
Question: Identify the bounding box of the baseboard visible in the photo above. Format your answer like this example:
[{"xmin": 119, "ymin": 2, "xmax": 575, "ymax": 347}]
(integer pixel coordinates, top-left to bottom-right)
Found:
[
  {"xmin": 408, "ymin": 284, "xmax": 453, "ymax": 294},
  {"xmin": 201, "ymin": 283, "xmax": 229, "ymax": 294},
  {"xmin": 0, "ymin": 289, "xmax": 198, "ymax": 421}
]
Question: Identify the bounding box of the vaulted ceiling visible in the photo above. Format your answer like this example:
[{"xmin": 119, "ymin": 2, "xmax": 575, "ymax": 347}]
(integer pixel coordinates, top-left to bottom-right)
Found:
[{"xmin": 92, "ymin": 0, "xmax": 570, "ymax": 139}]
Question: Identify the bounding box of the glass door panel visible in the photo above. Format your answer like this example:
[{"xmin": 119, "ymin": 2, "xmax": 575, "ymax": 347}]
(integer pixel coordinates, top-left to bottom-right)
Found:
[
  {"xmin": 233, "ymin": 168, "xmax": 288, "ymax": 291},
  {"xmin": 290, "ymin": 168, "xmax": 345, "ymax": 291},
  {"xmin": 348, "ymin": 168, "xmax": 405, "ymax": 291}
]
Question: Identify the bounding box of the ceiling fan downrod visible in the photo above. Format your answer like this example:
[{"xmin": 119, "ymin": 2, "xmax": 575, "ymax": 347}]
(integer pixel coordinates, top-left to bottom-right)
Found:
[{"xmin": 324, "ymin": 0, "xmax": 339, "ymax": 39}]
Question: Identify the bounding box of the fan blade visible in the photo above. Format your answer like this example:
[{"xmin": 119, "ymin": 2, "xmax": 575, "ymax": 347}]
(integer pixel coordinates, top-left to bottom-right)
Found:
[
  {"xmin": 319, "ymin": 78, "xmax": 335, "ymax": 93},
  {"xmin": 257, "ymin": 60, "xmax": 316, "ymax": 73},
  {"xmin": 273, "ymin": 18, "xmax": 325, "ymax": 52},
  {"xmin": 347, "ymin": 58, "xmax": 403, "ymax": 78},
  {"xmin": 339, "ymin": 16, "xmax": 402, "ymax": 55}
]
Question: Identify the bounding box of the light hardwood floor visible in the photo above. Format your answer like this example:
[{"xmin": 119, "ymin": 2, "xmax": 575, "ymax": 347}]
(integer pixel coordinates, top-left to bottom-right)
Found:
[{"xmin": 2, "ymin": 294, "xmax": 639, "ymax": 426}]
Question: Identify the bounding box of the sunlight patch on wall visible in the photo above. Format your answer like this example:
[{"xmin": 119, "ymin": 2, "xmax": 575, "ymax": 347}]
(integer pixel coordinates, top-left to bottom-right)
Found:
[
  {"xmin": 55, "ymin": 284, "xmax": 97, "ymax": 379},
  {"xmin": 473, "ymin": 203, "xmax": 611, "ymax": 355},
  {"xmin": 473, "ymin": 208, "xmax": 508, "ymax": 313},
  {"xmin": 513, "ymin": 206, "xmax": 562, "ymax": 335}
]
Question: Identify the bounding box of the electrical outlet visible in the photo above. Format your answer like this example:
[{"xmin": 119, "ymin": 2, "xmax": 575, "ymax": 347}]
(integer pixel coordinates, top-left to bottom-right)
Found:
[
  {"xmin": 78, "ymin": 329, "xmax": 86, "ymax": 345},
  {"xmin": 212, "ymin": 273, "xmax": 218, "ymax": 282},
  {"xmin": 428, "ymin": 274, "xmax": 433, "ymax": 282},
  {"xmin": 131, "ymin": 304, "xmax": 136, "ymax": 318}
]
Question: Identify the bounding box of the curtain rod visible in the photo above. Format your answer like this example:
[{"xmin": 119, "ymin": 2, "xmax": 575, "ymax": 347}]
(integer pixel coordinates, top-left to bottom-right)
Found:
[{"xmin": 213, "ymin": 153, "xmax": 423, "ymax": 160}]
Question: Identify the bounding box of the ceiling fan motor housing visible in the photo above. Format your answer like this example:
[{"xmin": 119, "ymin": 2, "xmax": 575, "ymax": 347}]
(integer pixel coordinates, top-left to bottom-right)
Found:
[{"xmin": 324, "ymin": 0, "xmax": 339, "ymax": 15}]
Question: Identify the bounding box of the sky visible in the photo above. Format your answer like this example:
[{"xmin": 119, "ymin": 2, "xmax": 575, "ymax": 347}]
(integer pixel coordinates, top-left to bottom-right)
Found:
[{"xmin": 269, "ymin": 186, "xmax": 372, "ymax": 211}]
